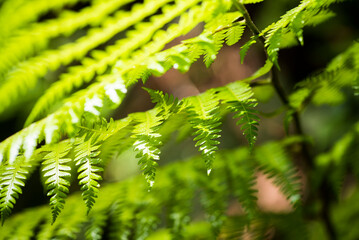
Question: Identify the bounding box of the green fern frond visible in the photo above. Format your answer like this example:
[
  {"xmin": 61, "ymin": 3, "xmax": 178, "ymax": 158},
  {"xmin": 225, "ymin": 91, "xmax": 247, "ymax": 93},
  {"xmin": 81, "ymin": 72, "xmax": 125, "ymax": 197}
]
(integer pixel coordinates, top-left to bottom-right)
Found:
[
  {"xmin": 0, "ymin": 0, "xmax": 133, "ymax": 81},
  {"xmin": 1, "ymin": 0, "xmax": 172, "ymax": 119},
  {"xmin": 131, "ymin": 110, "xmax": 163, "ymax": 188},
  {"xmin": 0, "ymin": 156, "xmax": 33, "ymax": 223},
  {"xmin": 24, "ymin": 0, "xmax": 188, "ymax": 125},
  {"xmin": 0, "ymin": 2, "xmax": 238, "ymax": 163},
  {"xmin": 41, "ymin": 141, "xmax": 72, "ymax": 223},
  {"xmin": 240, "ymin": 36, "xmax": 257, "ymax": 63},
  {"xmin": 74, "ymin": 134, "xmax": 103, "ymax": 214},
  {"xmin": 262, "ymin": 0, "xmax": 341, "ymax": 64},
  {"xmin": 0, "ymin": 77, "xmax": 258, "ymax": 221},
  {"xmin": 255, "ymin": 142, "xmax": 301, "ymax": 206},
  {"xmin": 0, "ymin": 145, "xmax": 271, "ymax": 238},
  {"xmin": 232, "ymin": 101, "xmax": 260, "ymax": 149},
  {"xmin": 217, "ymin": 81, "xmax": 259, "ymax": 148},
  {"xmin": 187, "ymin": 92, "xmax": 222, "ymax": 174},
  {"xmin": 0, "ymin": 0, "xmax": 80, "ymax": 41},
  {"xmin": 144, "ymin": 88, "xmax": 183, "ymax": 120},
  {"xmin": 226, "ymin": 23, "xmax": 246, "ymax": 46}
]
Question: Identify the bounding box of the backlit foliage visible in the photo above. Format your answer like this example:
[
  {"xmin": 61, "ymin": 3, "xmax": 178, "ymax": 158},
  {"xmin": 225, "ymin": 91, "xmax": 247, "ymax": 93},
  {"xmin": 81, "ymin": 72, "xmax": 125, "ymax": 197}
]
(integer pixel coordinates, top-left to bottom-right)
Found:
[{"xmin": 0, "ymin": 0, "xmax": 358, "ymax": 239}]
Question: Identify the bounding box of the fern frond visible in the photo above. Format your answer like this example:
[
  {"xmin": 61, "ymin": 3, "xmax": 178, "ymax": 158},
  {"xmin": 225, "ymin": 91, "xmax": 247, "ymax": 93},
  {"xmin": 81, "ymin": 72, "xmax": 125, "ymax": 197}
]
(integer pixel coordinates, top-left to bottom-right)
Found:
[
  {"xmin": 262, "ymin": 0, "xmax": 341, "ymax": 64},
  {"xmin": 0, "ymin": 0, "xmax": 172, "ymax": 117},
  {"xmin": 144, "ymin": 87, "xmax": 183, "ymax": 120},
  {"xmin": 0, "ymin": 0, "xmax": 134, "ymax": 80},
  {"xmin": 24, "ymin": 0, "xmax": 188, "ymax": 125},
  {"xmin": 226, "ymin": 23, "xmax": 246, "ymax": 46},
  {"xmin": 0, "ymin": 145, "xmax": 283, "ymax": 238},
  {"xmin": 187, "ymin": 92, "xmax": 222, "ymax": 174},
  {"xmin": 74, "ymin": 134, "xmax": 103, "ymax": 214},
  {"xmin": 240, "ymin": 36, "xmax": 257, "ymax": 63},
  {"xmin": 131, "ymin": 110, "xmax": 163, "ymax": 188},
  {"xmin": 41, "ymin": 141, "xmax": 72, "ymax": 223},
  {"xmin": 217, "ymin": 81, "xmax": 259, "ymax": 148},
  {"xmin": 0, "ymin": 0, "xmax": 80, "ymax": 41},
  {"xmin": 255, "ymin": 142, "xmax": 301, "ymax": 206},
  {"xmin": 0, "ymin": 156, "xmax": 33, "ymax": 223},
  {"xmin": 0, "ymin": 1, "xmax": 236, "ymax": 163},
  {"xmin": 232, "ymin": 101, "xmax": 260, "ymax": 149}
]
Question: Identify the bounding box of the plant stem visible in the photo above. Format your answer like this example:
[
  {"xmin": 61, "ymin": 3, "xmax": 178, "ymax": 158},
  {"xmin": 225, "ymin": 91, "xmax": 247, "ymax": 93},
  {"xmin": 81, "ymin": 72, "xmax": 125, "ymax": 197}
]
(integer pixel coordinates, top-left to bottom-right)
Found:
[{"xmin": 233, "ymin": 2, "xmax": 337, "ymax": 239}]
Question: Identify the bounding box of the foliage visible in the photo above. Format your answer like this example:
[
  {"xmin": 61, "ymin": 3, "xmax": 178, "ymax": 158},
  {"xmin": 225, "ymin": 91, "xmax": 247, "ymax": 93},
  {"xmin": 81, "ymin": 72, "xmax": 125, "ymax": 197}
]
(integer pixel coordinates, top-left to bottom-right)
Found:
[{"xmin": 0, "ymin": 0, "xmax": 358, "ymax": 239}]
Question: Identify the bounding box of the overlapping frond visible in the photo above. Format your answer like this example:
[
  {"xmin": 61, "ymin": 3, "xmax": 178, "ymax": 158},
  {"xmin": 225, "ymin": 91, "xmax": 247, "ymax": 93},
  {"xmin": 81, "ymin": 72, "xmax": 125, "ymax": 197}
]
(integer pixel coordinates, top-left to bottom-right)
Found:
[
  {"xmin": 0, "ymin": 142, "xmax": 308, "ymax": 239},
  {"xmin": 0, "ymin": 0, "xmax": 172, "ymax": 118},
  {"xmin": 0, "ymin": 78, "xmax": 258, "ymax": 222},
  {"xmin": 0, "ymin": 0, "xmax": 243, "ymax": 166},
  {"xmin": 0, "ymin": 0, "xmax": 80, "ymax": 41},
  {"xmin": 241, "ymin": 0, "xmax": 341, "ymax": 65},
  {"xmin": 0, "ymin": 0, "xmax": 134, "ymax": 80}
]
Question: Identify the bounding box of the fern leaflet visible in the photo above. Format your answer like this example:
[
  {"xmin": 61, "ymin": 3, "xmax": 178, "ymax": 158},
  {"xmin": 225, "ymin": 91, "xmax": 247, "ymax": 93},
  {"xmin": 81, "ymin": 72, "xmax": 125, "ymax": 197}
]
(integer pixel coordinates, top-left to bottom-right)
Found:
[
  {"xmin": 75, "ymin": 134, "xmax": 104, "ymax": 214},
  {"xmin": 0, "ymin": 157, "xmax": 32, "ymax": 223},
  {"xmin": 187, "ymin": 92, "xmax": 222, "ymax": 174},
  {"xmin": 41, "ymin": 141, "xmax": 72, "ymax": 223}
]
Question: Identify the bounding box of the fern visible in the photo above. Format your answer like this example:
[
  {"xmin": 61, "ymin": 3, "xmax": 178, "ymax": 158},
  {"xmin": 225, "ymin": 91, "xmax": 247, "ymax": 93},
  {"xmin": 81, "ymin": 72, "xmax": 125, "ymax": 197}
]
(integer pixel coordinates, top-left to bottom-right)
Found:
[
  {"xmin": 0, "ymin": 0, "xmax": 133, "ymax": 80},
  {"xmin": 41, "ymin": 141, "xmax": 72, "ymax": 223},
  {"xmin": 259, "ymin": 0, "xmax": 340, "ymax": 65},
  {"xmin": 217, "ymin": 81, "xmax": 259, "ymax": 148},
  {"xmin": 0, "ymin": 157, "xmax": 33, "ymax": 223},
  {"xmin": 0, "ymin": 0, "xmax": 357, "ymax": 239},
  {"xmin": 75, "ymin": 134, "xmax": 104, "ymax": 214},
  {"xmin": 131, "ymin": 110, "xmax": 163, "ymax": 188},
  {"xmin": 187, "ymin": 92, "xmax": 222, "ymax": 174}
]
